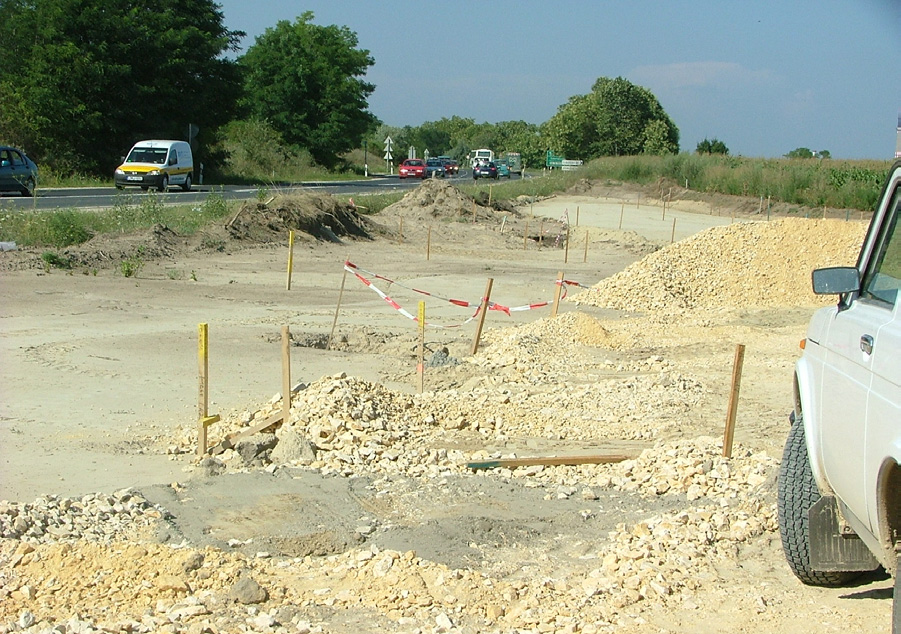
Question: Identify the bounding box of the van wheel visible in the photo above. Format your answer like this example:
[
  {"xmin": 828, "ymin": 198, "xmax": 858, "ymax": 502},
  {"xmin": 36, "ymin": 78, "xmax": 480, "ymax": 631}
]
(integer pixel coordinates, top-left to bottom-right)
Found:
[
  {"xmin": 181, "ymin": 174, "xmax": 192, "ymax": 192},
  {"xmin": 158, "ymin": 175, "xmax": 168, "ymax": 193}
]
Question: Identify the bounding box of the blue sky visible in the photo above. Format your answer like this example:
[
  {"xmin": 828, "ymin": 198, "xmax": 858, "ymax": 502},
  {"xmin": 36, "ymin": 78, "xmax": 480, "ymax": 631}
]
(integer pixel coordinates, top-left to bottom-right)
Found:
[{"xmin": 216, "ymin": 0, "xmax": 900, "ymax": 160}]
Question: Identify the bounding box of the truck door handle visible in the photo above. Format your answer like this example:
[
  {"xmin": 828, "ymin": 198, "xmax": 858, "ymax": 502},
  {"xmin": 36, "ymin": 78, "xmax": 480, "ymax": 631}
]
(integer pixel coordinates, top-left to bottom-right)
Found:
[{"xmin": 860, "ymin": 334, "xmax": 874, "ymax": 355}]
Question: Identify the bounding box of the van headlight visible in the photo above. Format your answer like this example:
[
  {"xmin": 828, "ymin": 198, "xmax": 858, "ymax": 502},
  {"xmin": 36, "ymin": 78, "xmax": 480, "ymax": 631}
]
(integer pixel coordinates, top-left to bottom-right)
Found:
[
  {"xmin": 149, "ymin": 169, "xmax": 160, "ymax": 175},
  {"xmin": 115, "ymin": 168, "xmax": 124, "ymax": 175}
]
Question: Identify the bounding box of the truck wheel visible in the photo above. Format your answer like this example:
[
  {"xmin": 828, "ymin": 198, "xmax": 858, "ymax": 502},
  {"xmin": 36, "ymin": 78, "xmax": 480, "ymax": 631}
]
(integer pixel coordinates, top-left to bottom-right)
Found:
[
  {"xmin": 777, "ymin": 413, "xmax": 859, "ymax": 586},
  {"xmin": 181, "ymin": 174, "xmax": 192, "ymax": 192},
  {"xmin": 158, "ymin": 175, "xmax": 168, "ymax": 193},
  {"xmin": 894, "ymin": 552, "xmax": 901, "ymax": 634}
]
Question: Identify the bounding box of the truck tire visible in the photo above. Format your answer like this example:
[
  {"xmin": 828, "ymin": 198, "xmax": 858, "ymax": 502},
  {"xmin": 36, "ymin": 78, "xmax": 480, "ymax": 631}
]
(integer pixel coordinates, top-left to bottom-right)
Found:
[
  {"xmin": 894, "ymin": 552, "xmax": 901, "ymax": 634},
  {"xmin": 777, "ymin": 413, "xmax": 859, "ymax": 586}
]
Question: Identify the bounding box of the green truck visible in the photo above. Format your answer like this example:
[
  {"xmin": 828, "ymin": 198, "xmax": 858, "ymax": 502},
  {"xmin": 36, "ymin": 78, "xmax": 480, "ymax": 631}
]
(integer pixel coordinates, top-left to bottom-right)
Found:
[{"xmin": 505, "ymin": 152, "xmax": 522, "ymax": 175}]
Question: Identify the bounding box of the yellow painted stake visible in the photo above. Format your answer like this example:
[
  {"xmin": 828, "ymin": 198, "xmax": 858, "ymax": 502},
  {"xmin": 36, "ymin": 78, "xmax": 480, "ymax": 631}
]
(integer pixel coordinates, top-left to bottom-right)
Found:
[
  {"xmin": 285, "ymin": 230, "xmax": 295, "ymax": 290},
  {"xmin": 417, "ymin": 301, "xmax": 426, "ymax": 393},
  {"xmin": 197, "ymin": 323, "xmax": 219, "ymax": 456}
]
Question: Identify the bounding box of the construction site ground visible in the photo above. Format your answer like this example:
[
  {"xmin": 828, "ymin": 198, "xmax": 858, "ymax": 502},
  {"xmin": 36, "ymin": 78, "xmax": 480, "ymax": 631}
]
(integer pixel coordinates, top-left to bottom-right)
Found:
[{"xmin": 0, "ymin": 179, "xmax": 891, "ymax": 633}]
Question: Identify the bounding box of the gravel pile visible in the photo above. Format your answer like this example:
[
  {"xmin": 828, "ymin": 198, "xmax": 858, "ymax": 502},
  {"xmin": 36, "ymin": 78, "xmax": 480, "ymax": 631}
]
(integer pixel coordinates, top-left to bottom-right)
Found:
[{"xmin": 572, "ymin": 218, "xmax": 866, "ymax": 312}]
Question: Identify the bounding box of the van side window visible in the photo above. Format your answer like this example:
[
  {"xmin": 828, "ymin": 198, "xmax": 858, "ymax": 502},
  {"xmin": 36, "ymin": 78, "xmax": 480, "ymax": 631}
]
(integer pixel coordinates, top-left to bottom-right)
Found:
[
  {"xmin": 860, "ymin": 187, "xmax": 901, "ymax": 307},
  {"xmin": 169, "ymin": 149, "xmax": 177, "ymax": 164}
]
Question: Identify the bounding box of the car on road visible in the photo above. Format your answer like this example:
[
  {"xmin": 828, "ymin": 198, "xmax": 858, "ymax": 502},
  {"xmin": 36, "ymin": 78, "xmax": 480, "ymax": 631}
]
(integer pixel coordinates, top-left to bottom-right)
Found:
[
  {"xmin": 438, "ymin": 156, "xmax": 459, "ymax": 175},
  {"xmin": 777, "ymin": 159, "xmax": 901, "ymax": 629},
  {"xmin": 114, "ymin": 140, "xmax": 193, "ymax": 192},
  {"xmin": 398, "ymin": 158, "xmax": 427, "ymax": 179},
  {"xmin": 472, "ymin": 161, "xmax": 498, "ymax": 180},
  {"xmin": 0, "ymin": 146, "xmax": 38, "ymax": 197},
  {"xmin": 495, "ymin": 159, "xmax": 511, "ymax": 178},
  {"xmin": 425, "ymin": 158, "xmax": 446, "ymax": 178}
]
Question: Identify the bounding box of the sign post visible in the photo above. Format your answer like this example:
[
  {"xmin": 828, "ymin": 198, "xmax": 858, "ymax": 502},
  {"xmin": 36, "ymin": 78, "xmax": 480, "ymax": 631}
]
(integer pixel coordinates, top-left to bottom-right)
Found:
[{"xmin": 384, "ymin": 136, "xmax": 394, "ymax": 175}]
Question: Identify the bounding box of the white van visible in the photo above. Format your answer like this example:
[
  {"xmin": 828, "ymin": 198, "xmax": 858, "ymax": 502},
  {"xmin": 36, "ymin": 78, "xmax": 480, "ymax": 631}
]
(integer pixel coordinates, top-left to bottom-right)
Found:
[{"xmin": 114, "ymin": 140, "xmax": 193, "ymax": 192}]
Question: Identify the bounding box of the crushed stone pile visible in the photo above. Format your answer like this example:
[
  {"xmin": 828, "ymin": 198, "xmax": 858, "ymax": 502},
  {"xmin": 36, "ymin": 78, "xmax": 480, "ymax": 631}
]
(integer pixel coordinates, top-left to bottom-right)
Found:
[{"xmin": 572, "ymin": 218, "xmax": 867, "ymax": 312}]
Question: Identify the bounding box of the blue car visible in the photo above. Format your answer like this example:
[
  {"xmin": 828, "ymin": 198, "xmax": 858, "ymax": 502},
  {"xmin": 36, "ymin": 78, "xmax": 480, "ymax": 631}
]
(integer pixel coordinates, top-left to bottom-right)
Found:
[
  {"xmin": 0, "ymin": 146, "xmax": 38, "ymax": 197},
  {"xmin": 472, "ymin": 161, "xmax": 498, "ymax": 180}
]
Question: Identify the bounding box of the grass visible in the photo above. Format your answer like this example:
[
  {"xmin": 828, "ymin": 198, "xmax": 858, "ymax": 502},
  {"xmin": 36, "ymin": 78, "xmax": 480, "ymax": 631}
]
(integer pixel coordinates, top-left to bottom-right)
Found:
[
  {"xmin": 2, "ymin": 156, "xmax": 891, "ymax": 249},
  {"xmin": 0, "ymin": 188, "xmax": 234, "ymax": 248}
]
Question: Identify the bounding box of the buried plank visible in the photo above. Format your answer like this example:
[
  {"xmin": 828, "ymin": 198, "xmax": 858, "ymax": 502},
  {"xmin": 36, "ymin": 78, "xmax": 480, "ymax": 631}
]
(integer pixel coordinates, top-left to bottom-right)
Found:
[{"xmin": 466, "ymin": 452, "xmax": 638, "ymax": 471}]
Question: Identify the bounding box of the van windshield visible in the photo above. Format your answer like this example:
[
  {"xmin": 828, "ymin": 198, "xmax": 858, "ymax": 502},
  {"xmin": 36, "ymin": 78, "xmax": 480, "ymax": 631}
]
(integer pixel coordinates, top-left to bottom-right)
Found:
[{"xmin": 127, "ymin": 148, "xmax": 168, "ymax": 164}]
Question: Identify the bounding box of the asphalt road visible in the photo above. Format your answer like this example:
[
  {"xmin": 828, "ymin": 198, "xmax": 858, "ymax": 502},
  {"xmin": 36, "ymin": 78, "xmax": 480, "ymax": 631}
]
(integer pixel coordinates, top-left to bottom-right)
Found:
[{"xmin": 0, "ymin": 171, "xmax": 524, "ymax": 211}]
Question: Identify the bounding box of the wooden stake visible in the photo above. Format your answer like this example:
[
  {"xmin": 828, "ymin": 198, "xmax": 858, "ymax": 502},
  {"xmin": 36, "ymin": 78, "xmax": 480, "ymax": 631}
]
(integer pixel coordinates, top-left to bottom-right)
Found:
[
  {"xmin": 327, "ymin": 268, "xmax": 348, "ymax": 350},
  {"xmin": 470, "ymin": 278, "xmax": 493, "ymax": 355},
  {"xmin": 564, "ymin": 228, "xmax": 570, "ymax": 263},
  {"xmin": 197, "ymin": 323, "xmax": 219, "ymax": 456},
  {"xmin": 670, "ymin": 217, "xmax": 677, "ymax": 243},
  {"xmin": 285, "ymin": 230, "xmax": 295, "ymax": 290},
  {"xmin": 467, "ymin": 452, "xmax": 637, "ymax": 470},
  {"xmin": 472, "ymin": 199, "xmax": 476, "ymax": 223},
  {"xmin": 583, "ymin": 232, "xmax": 589, "ymax": 263},
  {"xmin": 637, "ymin": 194, "xmax": 640, "ymax": 209},
  {"xmin": 281, "ymin": 325, "xmax": 291, "ymax": 424},
  {"xmin": 551, "ymin": 271, "xmax": 564, "ymax": 317},
  {"xmin": 619, "ymin": 202, "xmax": 624, "ymax": 230},
  {"xmin": 576, "ymin": 205, "xmax": 580, "ymax": 226},
  {"xmin": 417, "ymin": 301, "xmax": 425, "ymax": 393},
  {"xmin": 722, "ymin": 344, "xmax": 746, "ymax": 458},
  {"xmin": 538, "ymin": 220, "xmax": 544, "ymax": 248},
  {"xmin": 488, "ymin": 184, "xmax": 492, "ymax": 207},
  {"xmin": 523, "ymin": 221, "xmax": 529, "ymax": 249},
  {"xmin": 426, "ymin": 225, "xmax": 432, "ymax": 260}
]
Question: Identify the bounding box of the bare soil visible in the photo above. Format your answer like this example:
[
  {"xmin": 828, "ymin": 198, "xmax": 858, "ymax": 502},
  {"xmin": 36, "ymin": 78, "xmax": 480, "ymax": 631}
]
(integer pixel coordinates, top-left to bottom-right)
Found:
[{"xmin": 0, "ymin": 180, "xmax": 889, "ymax": 633}]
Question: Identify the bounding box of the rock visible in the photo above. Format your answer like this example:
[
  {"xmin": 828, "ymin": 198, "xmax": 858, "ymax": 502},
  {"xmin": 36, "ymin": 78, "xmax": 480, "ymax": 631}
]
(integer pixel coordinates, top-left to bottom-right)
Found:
[
  {"xmin": 229, "ymin": 576, "xmax": 268, "ymax": 604},
  {"xmin": 270, "ymin": 426, "xmax": 317, "ymax": 465}
]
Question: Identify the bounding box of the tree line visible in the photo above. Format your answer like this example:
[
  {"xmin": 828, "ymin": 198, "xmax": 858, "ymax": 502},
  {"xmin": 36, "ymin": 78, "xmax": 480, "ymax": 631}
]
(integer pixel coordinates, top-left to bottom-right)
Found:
[{"xmin": 0, "ymin": 1, "xmax": 683, "ymax": 179}]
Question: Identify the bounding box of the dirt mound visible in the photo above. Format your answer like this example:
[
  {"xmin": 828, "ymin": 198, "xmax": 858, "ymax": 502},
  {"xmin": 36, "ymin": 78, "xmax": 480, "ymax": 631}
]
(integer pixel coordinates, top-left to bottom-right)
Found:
[
  {"xmin": 571, "ymin": 218, "xmax": 867, "ymax": 312},
  {"xmin": 227, "ymin": 192, "xmax": 376, "ymax": 243},
  {"xmin": 381, "ymin": 179, "xmax": 518, "ymax": 225}
]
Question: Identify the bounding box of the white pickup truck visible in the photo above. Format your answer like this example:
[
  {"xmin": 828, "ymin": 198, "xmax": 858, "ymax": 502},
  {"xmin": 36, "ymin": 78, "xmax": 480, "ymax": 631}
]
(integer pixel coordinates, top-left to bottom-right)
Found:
[{"xmin": 778, "ymin": 159, "xmax": 901, "ymax": 628}]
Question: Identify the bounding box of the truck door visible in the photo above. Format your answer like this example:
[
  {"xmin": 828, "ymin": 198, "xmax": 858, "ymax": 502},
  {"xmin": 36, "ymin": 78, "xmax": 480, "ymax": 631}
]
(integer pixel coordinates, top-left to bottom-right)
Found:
[{"xmin": 819, "ymin": 176, "xmax": 901, "ymax": 534}]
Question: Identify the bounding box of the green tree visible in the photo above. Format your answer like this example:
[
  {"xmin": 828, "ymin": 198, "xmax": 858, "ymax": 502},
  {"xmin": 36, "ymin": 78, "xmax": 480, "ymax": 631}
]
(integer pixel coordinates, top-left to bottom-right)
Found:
[
  {"xmin": 541, "ymin": 76, "xmax": 679, "ymax": 160},
  {"xmin": 696, "ymin": 138, "xmax": 730, "ymax": 155},
  {"xmin": 785, "ymin": 147, "xmax": 814, "ymax": 159},
  {"xmin": 239, "ymin": 12, "xmax": 378, "ymax": 168},
  {"xmin": 0, "ymin": 0, "xmax": 243, "ymax": 174}
]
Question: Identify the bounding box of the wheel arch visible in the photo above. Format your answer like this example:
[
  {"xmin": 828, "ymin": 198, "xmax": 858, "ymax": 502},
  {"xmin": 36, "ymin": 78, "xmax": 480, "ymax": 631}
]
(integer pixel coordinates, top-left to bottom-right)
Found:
[
  {"xmin": 793, "ymin": 360, "xmax": 834, "ymax": 496},
  {"xmin": 877, "ymin": 457, "xmax": 901, "ymax": 573}
]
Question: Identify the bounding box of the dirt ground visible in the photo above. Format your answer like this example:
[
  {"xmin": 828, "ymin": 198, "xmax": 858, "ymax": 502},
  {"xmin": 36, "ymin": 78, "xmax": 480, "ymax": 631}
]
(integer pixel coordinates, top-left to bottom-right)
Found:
[{"xmin": 0, "ymin": 179, "xmax": 891, "ymax": 633}]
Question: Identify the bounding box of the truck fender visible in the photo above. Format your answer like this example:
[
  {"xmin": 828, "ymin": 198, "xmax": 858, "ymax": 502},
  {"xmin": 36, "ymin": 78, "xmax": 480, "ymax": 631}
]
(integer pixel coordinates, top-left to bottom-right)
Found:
[{"xmin": 793, "ymin": 358, "xmax": 834, "ymax": 496}]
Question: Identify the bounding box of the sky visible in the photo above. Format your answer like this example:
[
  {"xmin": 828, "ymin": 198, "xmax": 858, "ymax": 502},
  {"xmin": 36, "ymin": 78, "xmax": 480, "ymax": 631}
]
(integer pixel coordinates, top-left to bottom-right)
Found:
[{"xmin": 215, "ymin": 0, "xmax": 901, "ymax": 160}]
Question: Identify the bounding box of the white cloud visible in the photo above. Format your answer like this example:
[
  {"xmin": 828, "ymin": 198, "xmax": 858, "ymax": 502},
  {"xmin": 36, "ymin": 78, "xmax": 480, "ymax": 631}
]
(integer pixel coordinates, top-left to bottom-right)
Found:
[{"xmin": 631, "ymin": 61, "xmax": 773, "ymax": 91}]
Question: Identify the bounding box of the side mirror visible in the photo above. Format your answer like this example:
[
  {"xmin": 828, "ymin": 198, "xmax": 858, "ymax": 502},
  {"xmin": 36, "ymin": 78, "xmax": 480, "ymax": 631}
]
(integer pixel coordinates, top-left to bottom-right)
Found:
[{"xmin": 812, "ymin": 266, "xmax": 860, "ymax": 295}]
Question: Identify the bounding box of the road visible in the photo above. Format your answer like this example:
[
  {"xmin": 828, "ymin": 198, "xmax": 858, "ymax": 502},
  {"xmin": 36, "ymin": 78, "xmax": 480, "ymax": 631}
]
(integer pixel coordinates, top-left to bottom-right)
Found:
[{"xmin": 0, "ymin": 170, "xmax": 524, "ymax": 211}]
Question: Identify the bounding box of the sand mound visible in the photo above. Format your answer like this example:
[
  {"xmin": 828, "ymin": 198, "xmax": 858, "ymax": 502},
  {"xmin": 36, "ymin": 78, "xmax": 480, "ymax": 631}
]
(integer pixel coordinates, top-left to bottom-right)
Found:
[
  {"xmin": 227, "ymin": 192, "xmax": 374, "ymax": 243},
  {"xmin": 381, "ymin": 179, "xmax": 517, "ymax": 224},
  {"xmin": 572, "ymin": 218, "xmax": 867, "ymax": 312}
]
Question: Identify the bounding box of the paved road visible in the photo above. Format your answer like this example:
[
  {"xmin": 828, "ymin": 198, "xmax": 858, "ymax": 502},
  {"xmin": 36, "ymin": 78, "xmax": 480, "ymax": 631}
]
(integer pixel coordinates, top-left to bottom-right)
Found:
[{"xmin": 0, "ymin": 171, "xmax": 524, "ymax": 211}]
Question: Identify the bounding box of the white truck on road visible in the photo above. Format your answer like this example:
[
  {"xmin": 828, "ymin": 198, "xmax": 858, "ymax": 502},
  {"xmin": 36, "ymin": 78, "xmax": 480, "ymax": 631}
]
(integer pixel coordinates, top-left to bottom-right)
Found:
[{"xmin": 778, "ymin": 159, "xmax": 901, "ymax": 629}]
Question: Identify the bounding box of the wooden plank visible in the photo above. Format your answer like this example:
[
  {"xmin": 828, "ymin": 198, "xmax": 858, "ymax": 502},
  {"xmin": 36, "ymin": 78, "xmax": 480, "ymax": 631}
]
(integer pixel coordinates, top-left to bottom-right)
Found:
[
  {"xmin": 466, "ymin": 453, "xmax": 636, "ymax": 471},
  {"xmin": 209, "ymin": 411, "xmax": 284, "ymax": 454}
]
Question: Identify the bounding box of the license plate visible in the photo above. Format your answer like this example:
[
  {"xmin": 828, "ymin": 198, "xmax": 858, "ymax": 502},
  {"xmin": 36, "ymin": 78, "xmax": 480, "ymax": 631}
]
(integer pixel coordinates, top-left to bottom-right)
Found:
[{"xmin": 126, "ymin": 176, "xmax": 142, "ymax": 181}]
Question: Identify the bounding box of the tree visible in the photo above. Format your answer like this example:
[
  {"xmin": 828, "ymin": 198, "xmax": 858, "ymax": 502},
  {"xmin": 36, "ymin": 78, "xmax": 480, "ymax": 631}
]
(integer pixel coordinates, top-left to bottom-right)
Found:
[
  {"xmin": 785, "ymin": 147, "xmax": 814, "ymax": 159},
  {"xmin": 239, "ymin": 12, "xmax": 378, "ymax": 168},
  {"xmin": 696, "ymin": 138, "xmax": 730, "ymax": 155},
  {"xmin": 0, "ymin": 0, "xmax": 244, "ymax": 174},
  {"xmin": 541, "ymin": 77, "xmax": 679, "ymax": 161}
]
